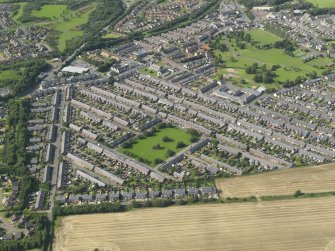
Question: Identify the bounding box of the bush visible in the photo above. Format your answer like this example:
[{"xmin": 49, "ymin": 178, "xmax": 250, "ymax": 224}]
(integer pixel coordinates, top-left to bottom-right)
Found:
[{"xmin": 152, "ymin": 144, "xmax": 162, "ymax": 150}]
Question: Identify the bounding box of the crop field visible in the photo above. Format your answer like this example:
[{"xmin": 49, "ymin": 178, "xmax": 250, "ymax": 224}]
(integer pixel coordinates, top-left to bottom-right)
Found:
[
  {"xmin": 306, "ymin": 0, "xmax": 335, "ymax": 8},
  {"xmin": 216, "ymin": 163, "xmax": 335, "ymax": 198},
  {"xmin": 119, "ymin": 127, "xmax": 192, "ymax": 166},
  {"xmin": 53, "ymin": 197, "xmax": 335, "ymax": 251},
  {"xmin": 31, "ymin": 5, "xmax": 68, "ymax": 20}
]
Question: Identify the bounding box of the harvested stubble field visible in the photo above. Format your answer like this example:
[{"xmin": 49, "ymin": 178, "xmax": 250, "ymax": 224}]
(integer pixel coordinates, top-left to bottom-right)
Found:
[
  {"xmin": 216, "ymin": 163, "xmax": 335, "ymax": 198},
  {"xmin": 53, "ymin": 197, "xmax": 335, "ymax": 251}
]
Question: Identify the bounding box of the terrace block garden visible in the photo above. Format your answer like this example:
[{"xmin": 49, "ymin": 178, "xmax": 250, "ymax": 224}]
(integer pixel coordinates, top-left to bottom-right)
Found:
[{"xmin": 119, "ymin": 124, "xmax": 198, "ymax": 167}]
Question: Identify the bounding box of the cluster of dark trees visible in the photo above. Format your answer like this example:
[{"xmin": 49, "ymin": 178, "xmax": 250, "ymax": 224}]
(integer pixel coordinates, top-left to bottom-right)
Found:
[
  {"xmin": 0, "ymin": 59, "xmax": 49, "ymax": 97},
  {"xmin": 308, "ymin": 7, "xmax": 335, "ymax": 16},
  {"xmin": 186, "ymin": 129, "xmax": 201, "ymax": 143},
  {"xmin": 132, "ymin": 199, "xmax": 174, "ymax": 208},
  {"xmin": 0, "ymin": 213, "xmax": 49, "ymax": 251},
  {"xmin": 244, "ymin": 63, "xmax": 278, "ymax": 84},
  {"xmin": 0, "ymin": 99, "xmax": 39, "ymax": 210},
  {"xmin": 1, "ymin": 99, "xmax": 30, "ymax": 175},
  {"xmin": 82, "ymin": 56, "xmax": 117, "ymax": 73},
  {"xmin": 274, "ymin": 39, "xmax": 295, "ymax": 56}
]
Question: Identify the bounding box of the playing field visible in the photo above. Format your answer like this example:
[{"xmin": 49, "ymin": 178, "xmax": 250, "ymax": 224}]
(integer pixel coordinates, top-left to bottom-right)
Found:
[
  {"xmin": 216, "ymin": 163, "xmax": 335, "ymax": 198},
  {"xmin": 306, "ymin": 0, "xmax": 335, "ymax": 8},
  {"xmin": 119, "ymin": 127, "xmax": 193, "ymax": 166},
  {"xmin": 53, "ymin": 197, "xmax": 335, "ymax": 251}
]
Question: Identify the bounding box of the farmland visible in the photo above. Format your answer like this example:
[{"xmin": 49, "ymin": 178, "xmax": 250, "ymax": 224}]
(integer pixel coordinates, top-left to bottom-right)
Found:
[
  {"xmin": 53, "ymin": 197, "xmax": 335, "ymax": 251},
  {"xmin": 119, "ymin": 127, "xmax": 193, "ymax": 166},
  {"xmin": 216, "ymin": 163, "xmax": 335, "ymax": 198},
  {"xmin": 306, "ymin": 0, "xmax": 335, "ymax": 8}
]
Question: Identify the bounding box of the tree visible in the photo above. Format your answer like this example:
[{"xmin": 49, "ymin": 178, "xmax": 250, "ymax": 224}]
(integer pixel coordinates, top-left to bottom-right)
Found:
[
  {"xmin": 176, "ymin": 141, "xmax": 186, "ymax": 148},
  {"xmin": 154, "ymin": 158, "xmax": 163, "ymax": 165},
  {"xmin": 162, "ymin": 136, "xmax": 173, "ymax": 142},
  {"xmin": 166, "ymin": 149, "xmax": 176, "ymax": 157}
]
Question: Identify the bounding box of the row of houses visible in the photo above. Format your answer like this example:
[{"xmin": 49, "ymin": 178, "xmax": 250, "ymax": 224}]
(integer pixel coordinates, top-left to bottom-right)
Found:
[{"xmin": 55, "ymin": 186, "xmax": 217, "ymax": 204}]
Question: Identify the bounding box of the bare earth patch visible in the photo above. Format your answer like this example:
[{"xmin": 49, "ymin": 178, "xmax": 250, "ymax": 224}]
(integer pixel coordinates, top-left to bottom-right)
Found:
[{"xmin": 53, "ymin": 197, "xmax": 335, "ymax": 251}]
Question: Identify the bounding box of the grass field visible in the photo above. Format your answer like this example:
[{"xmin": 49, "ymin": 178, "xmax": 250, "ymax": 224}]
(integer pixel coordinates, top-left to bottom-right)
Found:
[
  {"xmin": 0, "ymin": 70, "xmax": 20, "ymax": 80},
  {"xmin": 56, "ymin": 4, "xmax": 95, "ymax": 51},
  {"xmin": 247, "ymin": 29, "xmax": 282, "ymax": 45},
  {"xmin": 53, "ymin": 197, "xmax": 335, "ymax": 251},
  {"xmin": 306, "ymin": 0, "xmax": 335, "ymax": 8},
  {"xmin": 139, "ymin": 66, "xmax": 158, "ymax": 77},
  {"xmin": 216, "ymin": 163, "xmax": 335, "ymax": 198},
  {"xmin": 103, "ymin": 32, "xmax": 124, "ymax": 39},
  {"xmin": 31, "ymin": 5, "xmax": 68, "ymax": 20},
  {"xmin": 13, "ymin": 2, "xmax": 28, "ymax": 23},
  {"xmin": 119, "ymin": 127, "xmax": 192, "ymax": 166}
]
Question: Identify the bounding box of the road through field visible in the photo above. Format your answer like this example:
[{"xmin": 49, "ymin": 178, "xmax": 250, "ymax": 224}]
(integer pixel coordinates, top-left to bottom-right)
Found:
[
  {"xmin": 216, "ymin": 163, "xmax": 335, "ymax": 198},
  {"xmin": 54, "ymin": 197, "xmax": 335, "ymax": 251}
]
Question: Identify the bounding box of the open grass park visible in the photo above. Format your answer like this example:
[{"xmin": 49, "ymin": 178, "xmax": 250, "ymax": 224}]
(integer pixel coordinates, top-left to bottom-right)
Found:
[
  {"xmin": 306, "ymin": 0, "xmax": 335, "ymax": 8},
  {"xmin": 119, "ymin": 127, "xmax": 193, "ymax": 167},
  {"xmin": 213, "ymin": 29, "xmax": 335, "ymax": 89}
]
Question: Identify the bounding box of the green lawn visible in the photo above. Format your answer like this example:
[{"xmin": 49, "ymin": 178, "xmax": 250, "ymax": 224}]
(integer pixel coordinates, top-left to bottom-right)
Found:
[
  {"xmin": 247, "ymin": 29, "xmax": 282, "ymax": 45},
  {"xmin": 305, "ymin": 57, "xmax": 334, "ymax": 67},
  {"xmin": 119, "ymin": 127, "xmax": 193, "ymax": 166},
  {"xmin": 306, "ymin": 0, "xmax": 335, "ymax": 8},
  {"xmin": 31, "ymin": 5, "xmax": 69, "ymax": 20},
  {"xmin": 139, "ymin": 67, "xmax": 158, "ymax": 77},
  {"xmin": 103, "ymin": 32, "xmax": 124, "ymax": 39},
  {"xmin": 0, "ymin": 70, "xmax": 20, "ymax": 80}
]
